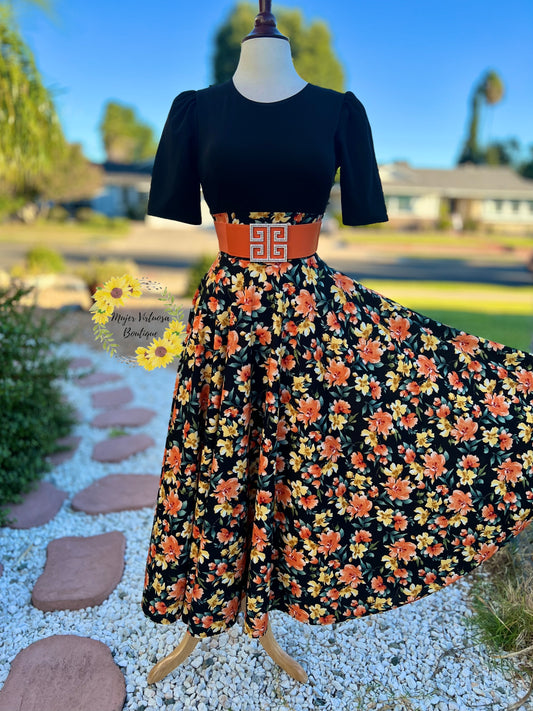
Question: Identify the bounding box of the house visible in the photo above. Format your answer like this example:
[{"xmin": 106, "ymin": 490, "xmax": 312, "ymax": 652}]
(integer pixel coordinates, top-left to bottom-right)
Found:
[
  {"xmin": 85, "ymin": 159, "xmax": 533, "ymax": 234},
  {"xmin": 376, "ymin": 161, "xmax": 533, "ymax": 233}
]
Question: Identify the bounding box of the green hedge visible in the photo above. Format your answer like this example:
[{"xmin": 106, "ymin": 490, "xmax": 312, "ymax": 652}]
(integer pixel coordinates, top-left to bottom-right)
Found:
[{"xmin": 0, "ymin": 283, "xmax": 78, "ymax": 526}]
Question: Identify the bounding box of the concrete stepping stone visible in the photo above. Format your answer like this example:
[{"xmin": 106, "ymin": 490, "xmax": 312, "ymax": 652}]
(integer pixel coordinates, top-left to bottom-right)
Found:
[
  {"xmin": 71, "ymin": 473, "xmax": 159, "ymax": 514},
  {"xmin": 31, "ymin": 531, "xmax": 126, "ymax": 611},
  {"xmin": 91, "ymin": 386, "xmax": 134, "ymax": 410},
  {"xmin": 77, "ymin": 371, "xmax": 123, "ymax": 387},
  {"xmin": 68, "ymin": 357, "xmax": 93, "ymax": 369},
  {"xmin": 90, "ymin": 407, "xmax": 156, "ymax": 428},
  {"xmin": 47, "ymin": 435, "xmax": 82, "ymax": 466},
  {"xmin": 0, "ymin": 635, "xmax": 126, "ymax": 711},
  {"xmin": 2, "ymin": 481, "xmax": 68, "ymax": 529},
  {"xmin": 92, "ymin": 433, "xmax": 155, "ymax": 462}
]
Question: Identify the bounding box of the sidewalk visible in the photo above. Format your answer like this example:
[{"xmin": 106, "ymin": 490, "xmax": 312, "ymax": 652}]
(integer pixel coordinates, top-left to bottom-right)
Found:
[{"xmin": 1, "ymin": 339, "xmax": 532, "ymax": 711}]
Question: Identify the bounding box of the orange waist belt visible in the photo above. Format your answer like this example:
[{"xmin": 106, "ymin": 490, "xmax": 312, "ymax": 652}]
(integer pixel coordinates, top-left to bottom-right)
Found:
[{"xmin": 214, "ymin": 220, "xmax": 321, "ymax": 262}]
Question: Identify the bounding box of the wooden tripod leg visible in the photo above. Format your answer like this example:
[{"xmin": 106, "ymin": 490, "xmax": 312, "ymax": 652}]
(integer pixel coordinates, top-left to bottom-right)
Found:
[
  {"xmin": 147, "ymin": 631, "xmax": 200, "ymax": 684},
  {"xmin": 240, "ymin": 597, "xmax": 308, "ymax": 683}
]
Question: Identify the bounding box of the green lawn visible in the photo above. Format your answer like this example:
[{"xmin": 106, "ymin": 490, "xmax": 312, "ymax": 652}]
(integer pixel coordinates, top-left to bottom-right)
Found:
[{"xmin": 360, "ymin": 279, "xmax": 533, "ymax": 351}]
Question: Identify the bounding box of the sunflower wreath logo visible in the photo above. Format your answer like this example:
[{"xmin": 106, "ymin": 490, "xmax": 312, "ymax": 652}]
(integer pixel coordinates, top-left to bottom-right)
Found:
[{"xmin": 90, "ymin": 273, "xmax": 186, "ymax": 370}]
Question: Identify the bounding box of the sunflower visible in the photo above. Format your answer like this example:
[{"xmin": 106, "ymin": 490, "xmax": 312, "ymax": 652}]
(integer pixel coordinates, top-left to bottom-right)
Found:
[
  {"xmin": 94, "ymin": 274, "xmax": 132, "ymax": 308},
  {"xmin": 135, "ymin": 346, "xmax": 155, "ymax": 371},
  {"xmin": 146, "ymin": 336, "xmax": 181, "ymax": 368},
  {"xmin": 122, "ymin": 273, "xmax": 142, "ymax": 298}
]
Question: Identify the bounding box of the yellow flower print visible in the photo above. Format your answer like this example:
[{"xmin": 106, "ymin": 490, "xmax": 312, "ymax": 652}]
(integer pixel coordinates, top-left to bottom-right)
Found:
[
  {"xmin": 249, "ymin": 212, "xmax": 270, "ymax": 219},
  {"xmin": 272, "ymin": 212, "xmax": 291, "ymax": 223}
]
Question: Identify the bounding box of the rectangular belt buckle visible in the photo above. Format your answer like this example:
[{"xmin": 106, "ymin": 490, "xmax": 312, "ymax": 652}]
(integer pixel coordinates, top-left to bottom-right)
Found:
[{"xmin": 249, "ymin": 223, "xmax": 288, "ymax": 262}]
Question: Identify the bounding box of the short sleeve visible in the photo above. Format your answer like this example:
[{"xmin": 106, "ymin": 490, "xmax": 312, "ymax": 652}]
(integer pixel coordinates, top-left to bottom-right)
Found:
[
  {"xmin": 146, "ymin": 90, "xmax": 202, "ymax": 225},
  {"xmin": 334, "ymin": 91, "xmax": 388, "ymax": 227}
]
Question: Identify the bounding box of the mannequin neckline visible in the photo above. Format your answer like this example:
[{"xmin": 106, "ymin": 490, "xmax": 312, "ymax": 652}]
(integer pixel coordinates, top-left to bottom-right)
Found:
[{"xmin": 230, "ymin": 77, "xmax": 310, "ymax": 105}]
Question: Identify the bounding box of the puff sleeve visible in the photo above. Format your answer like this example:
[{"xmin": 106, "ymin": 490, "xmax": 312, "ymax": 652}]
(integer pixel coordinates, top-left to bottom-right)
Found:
[
  {"xmin": 146, "ymin": 90, "xmax": 202, "ymax": 225},
  {"xmin": 334, "ymin": 91, "xmax": 389, "ymax": 227}
]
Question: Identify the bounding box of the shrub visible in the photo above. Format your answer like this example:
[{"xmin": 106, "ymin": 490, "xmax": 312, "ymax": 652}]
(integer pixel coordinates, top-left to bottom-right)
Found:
[
  {"xmin": 26, "ymin": 245, "xmax": 66, "ymax": 274},
  {"xmin": 74, "ymin": 207, "xmax": 130, "ymax": 233},
  {"xmin": 47, "ymin": 205, "xmax": 70, "ymax": 222},
  {"xmin": 185, "ymin": 253, "xmax": 218, "ymax": 298},
  {"xmin": 0, "ymin": 283, "xmax": 77, "ymax": 526},
  {"xmin": 75, "ymin": 257, "xmax": 138, "ymax": 296}
]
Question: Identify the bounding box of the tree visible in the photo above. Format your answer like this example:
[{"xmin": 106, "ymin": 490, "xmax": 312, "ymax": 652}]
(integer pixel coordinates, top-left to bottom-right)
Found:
[
  {"xmin": 0, "ymin": 3, "xmax": 101, "ymax": 219},
  {"xmin": 212, "ymin": 1, "xmax": 345, "ymax": 92},
  {"xmin": 99, "ymin": 102, "xmax": 158, "ymax": 163},
  {"xmin": 457, "ymin": 70, "xmax": 505, "ymax": 165}
]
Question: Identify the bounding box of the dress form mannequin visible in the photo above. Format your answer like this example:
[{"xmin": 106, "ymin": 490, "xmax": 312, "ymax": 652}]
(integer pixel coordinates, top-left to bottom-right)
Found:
[{"xmin": 147, "ymin": 2, "xmax": 309, "ymax": 685}]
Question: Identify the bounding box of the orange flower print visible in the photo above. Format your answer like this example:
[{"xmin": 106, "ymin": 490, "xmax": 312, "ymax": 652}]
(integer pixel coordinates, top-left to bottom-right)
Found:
[
  {"xmin": 294, "ymin": 289, "xmax": 317, "ymax": 318},
  {"xmin": 325, "ymin": 360, "xmax": 351, "ymax": 387},
  {"xmin": 321, "ymin": 435, "xmax": 343, "ymax": 461},
  {"xmin": 447, "ymin": 489, "xmax": 474, "ymax": 514},
  {"xmin": 165, "ymin": 445, "xmax": 182, "ymax": 472},
  {"xmin": 356, "ymin": 337, "xmax": 383, "ymax": 364},
  {"xmin": 388, "ymin": 316, "xmax": 411, "ymax": 342},
  {"xmin": 226, "ymin": 330, "xmax": 241, "ymax": 357},
  {"xmin": 473, "ymin": 542, "xmax": 499, "ymax": 563},
  {"xmin": 338, "ymin": 563, "xmax": 364, "ymax": 586},
  {"xmin": 161, "ymin": 535, "xmax": 182, "ymax": 562},
  {"xmin": 416, "ymin": 355, "xmax": 439, "ymax": 382},
  {"xmin": 347, "ymin": 494, "xmax": 373, "ymax": 518},
  {"xmin": 516, "ymin": 368, "xmax": 533, "ymax": 393},
  {"xmin": 423, "ymin": 451, "xmax": 447, "ymax": 480},
  {"xmin": 451, "ymin": 333, "xmax": 479, "ymax": 356},
  {"xmin": 384, "ymin": 477, "xmax": 413, "ymax": 501},
  {"xmin": 450, "ymin": 416, "xmax": 478, "ymax": 442},
  {"xmin": 368, "ymin": 409, "xmax": 394, "ymax": 436},
  {"xmin": 163, "ymin": 491, "xmax": 182, "ymax": 516},
  {"xmin": 296, "ymin": 397, "xmax": 322, "ymax": 425},
  {"xmin": 333, "ymin": 272, "xmax": 356, "ymax": 293},
  {"xmin": 496, "ymin": 459, "xmax": 522, "ymax": 484},
  {"xmin": 448, "ymin": 371, "xmax": 465, "ymax": 391},
  {"xmin": 318, "ymin": 530, "xmax": 342, "ymax": 555},
  {"xmin": 213, "ymin": 477, "xmax": 240, "ymax": 504},
  {"xmin": 284, "ymin": 545, "xmax": 306, "ymax": 570},
  {"xmin": 484, "ymin": 393, "xmax": 510, "ymax": 417},
  {"xmin": 235, "ymin": 286, "xmax": 261, "ymax": 314},
  {"xmin": 388, "ymin": 539, "xmax": 417, "ymax": 562}
]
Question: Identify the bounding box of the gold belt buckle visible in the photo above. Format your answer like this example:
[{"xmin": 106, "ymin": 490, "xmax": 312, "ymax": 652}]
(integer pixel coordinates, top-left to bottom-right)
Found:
[{"xmin": 249, "ymin": 223, "xmax": 288, "ymax": 262}]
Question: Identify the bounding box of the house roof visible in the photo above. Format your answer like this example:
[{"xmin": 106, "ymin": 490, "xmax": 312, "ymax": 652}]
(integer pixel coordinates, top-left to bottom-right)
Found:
[{"xmin": 379, "ymin": 161, "xmax": 533, "ymax": 198}]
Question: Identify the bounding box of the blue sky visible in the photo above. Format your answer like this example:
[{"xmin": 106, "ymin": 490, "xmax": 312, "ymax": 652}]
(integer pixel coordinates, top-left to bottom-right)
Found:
[{"xmin": 13, "ymin": 0, "xmax": 533, "ymax": 169}]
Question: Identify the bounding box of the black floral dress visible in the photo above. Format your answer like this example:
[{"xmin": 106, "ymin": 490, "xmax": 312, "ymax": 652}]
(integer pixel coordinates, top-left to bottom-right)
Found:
[{"xmin": 141, "ymin": 82, "xmax": 533, "ymax": 639}]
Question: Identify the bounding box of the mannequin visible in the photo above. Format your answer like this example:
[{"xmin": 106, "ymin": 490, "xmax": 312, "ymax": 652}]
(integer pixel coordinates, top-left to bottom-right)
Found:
[{"xmin": 147, "ymin": 2, "xmax": 309, "ymax": 685}]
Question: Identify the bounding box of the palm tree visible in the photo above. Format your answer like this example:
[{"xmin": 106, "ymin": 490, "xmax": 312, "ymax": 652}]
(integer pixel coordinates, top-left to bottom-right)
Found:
[{"xmin": 457, "ymin": 70, "xmax": 505, "ymax": 165}]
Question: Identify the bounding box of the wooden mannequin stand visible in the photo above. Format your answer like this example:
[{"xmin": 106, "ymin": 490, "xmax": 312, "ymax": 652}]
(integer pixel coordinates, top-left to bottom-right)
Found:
[
  {"xmin": 147, "ymin": 596, "xmax": 308, "ymax": 684},
  {"xmin": 147, "ymin": 0, "xmax": 308, "ymax": 687}
]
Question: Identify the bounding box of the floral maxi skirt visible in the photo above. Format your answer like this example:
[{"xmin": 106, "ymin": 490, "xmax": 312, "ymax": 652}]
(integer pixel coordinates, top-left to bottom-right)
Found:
[{"xmin": 141, "ymin": 244, "xmax": 533, "ymax": 639}]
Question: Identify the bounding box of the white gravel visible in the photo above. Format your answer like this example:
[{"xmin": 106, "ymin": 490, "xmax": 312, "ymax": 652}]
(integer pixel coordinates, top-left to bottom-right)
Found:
[{"xmin": 1, "ymin": 341, "xmax": 532, "ymax": 711}]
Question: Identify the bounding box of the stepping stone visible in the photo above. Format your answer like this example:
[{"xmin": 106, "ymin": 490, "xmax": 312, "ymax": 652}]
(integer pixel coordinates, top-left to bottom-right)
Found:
[
  {"xmin": 90, "ymin": 407, "xmax": 156, "ymax": 428},
  {"xmin": 71, "ymin": 474, "xmax": 159, "ymax": 514},
  {"xmin": 91, "ymin": 386, "xmax": 133, "ymax": 410},
  {"xmin": 77, "ymin": 372, "xmax": 123, "ymax": 387},
  {"xmin": 68, "ymin": 357, "xmax": 93, "ymax": 369},
  {"xmin": 2, "ymin": 481, "xmax": 68, "ymax": 529},
  {"xmin": 0, "ymin": 635, "xmax": 126, "ymax": 711},
  {"xmin": 47, "ymin": 435, "xmax": 82, "ymax": 466},
  {"xmin": 91, "ymin": 433, "xmax": 155, "ymax": 462},
  {"xmin": 31, "ymin": 531, "xmax": 126, "ymax": 611}
]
